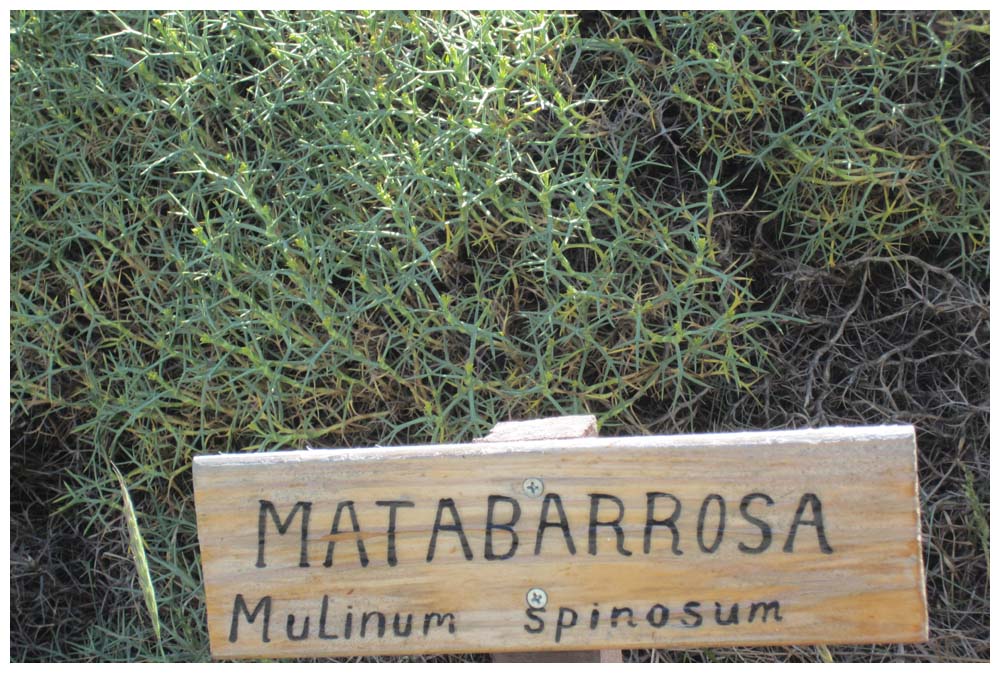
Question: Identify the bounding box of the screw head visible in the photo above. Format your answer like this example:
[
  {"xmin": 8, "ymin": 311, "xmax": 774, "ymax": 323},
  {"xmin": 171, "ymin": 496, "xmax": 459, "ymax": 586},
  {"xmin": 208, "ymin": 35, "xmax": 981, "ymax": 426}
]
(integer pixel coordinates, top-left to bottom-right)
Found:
[
  {"xmin": 526, "ymin": 587, "xmax": 548, "ymax": 609},
  {"xmin": 522, "ymin": 477, "xmax": 544, "ymax": 497}
]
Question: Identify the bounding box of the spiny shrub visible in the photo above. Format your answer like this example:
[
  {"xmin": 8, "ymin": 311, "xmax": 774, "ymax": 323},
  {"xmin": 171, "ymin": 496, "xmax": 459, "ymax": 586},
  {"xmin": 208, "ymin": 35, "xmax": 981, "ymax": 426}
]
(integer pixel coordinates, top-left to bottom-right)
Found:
[
  {"xmin": 11, "ymin": 11, "xmax": 768, "ymax": 659},
  {"xmin": 571, "ymin": 11, "xmax": 989, "ymax": 276}
]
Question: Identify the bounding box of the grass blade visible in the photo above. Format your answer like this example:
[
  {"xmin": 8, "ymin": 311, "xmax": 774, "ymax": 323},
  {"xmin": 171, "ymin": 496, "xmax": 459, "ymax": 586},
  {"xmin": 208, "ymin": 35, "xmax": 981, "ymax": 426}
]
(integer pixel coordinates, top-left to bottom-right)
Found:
[{"xmin": 112, "ymin": 463, "xmax": 162, "ymax": 647}]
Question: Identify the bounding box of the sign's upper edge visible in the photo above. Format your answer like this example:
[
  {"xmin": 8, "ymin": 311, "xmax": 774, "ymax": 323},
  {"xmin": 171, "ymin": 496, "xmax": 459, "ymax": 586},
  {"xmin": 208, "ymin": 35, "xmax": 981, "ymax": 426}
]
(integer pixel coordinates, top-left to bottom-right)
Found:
[{"xmin": 193, "ymin": 424, "xmax": 916, "ymax": 467}]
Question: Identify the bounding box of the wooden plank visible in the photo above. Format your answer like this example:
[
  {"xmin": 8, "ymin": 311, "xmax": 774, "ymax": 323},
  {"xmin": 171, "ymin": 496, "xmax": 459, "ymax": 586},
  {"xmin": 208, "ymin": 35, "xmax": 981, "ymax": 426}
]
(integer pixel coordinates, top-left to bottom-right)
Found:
[
  {"xmin": 487, "ymin": 417, "xmax": 620, "ymax": 664},
  {"xmin": 193, "ymin": 425, "xmax": 927, "ymax": 659},
  {"xmin": 474, "ymin": 415, "xmax": 598, "ymax": 443},
  {"xmin": 494, "ymin": 650, "xmax": 624, "ymax": 663}
]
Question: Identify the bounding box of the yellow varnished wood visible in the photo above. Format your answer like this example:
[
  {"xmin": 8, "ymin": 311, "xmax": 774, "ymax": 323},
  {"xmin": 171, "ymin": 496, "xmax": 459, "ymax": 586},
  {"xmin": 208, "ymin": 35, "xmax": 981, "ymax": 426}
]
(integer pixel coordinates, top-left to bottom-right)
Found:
[{"xmin": 193, "ymin": 426, "xmax": 926, "ymax": 659}]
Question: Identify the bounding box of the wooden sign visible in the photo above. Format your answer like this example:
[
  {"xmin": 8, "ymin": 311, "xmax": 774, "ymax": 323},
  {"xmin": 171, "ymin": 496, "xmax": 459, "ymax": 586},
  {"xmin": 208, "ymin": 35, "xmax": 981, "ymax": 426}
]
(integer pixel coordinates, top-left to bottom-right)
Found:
[{"xmin": 193, "ymin": 425, "xmax": 927, "ymax": 659}]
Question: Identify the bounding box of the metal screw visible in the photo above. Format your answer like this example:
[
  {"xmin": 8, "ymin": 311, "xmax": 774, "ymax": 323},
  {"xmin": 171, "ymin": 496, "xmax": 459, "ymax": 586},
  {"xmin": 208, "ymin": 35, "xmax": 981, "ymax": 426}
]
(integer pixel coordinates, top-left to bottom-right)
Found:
[
  {"xmin": 526, "ymin": 588, "xmax": 548, "ymax": 609},
  {"xmin": 522, "ymin": 477, "xmax": 544, "ymax": 497}
]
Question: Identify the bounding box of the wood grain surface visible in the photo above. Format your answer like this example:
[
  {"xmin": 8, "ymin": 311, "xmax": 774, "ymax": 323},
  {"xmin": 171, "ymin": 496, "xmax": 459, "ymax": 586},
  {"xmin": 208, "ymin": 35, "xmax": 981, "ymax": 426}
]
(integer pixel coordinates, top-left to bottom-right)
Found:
[
  {"xmin": 193, "ymin": 425, "xmax": 927, "ymax": 659},
  {"xmin": 486, "ymin": 416, "xmax": 619, "ymax": 664}
]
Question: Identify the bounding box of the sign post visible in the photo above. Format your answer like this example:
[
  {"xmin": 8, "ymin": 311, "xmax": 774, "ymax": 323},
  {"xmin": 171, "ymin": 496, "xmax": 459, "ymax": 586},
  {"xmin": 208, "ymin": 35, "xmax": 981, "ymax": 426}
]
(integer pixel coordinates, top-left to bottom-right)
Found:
[
  {"xmin": 193, "ymin": 424, "xmax": 927, "ymax": 659},
  {"xmin": 480, "ymin": 415, "xmax": 621, "ymax": 663}
]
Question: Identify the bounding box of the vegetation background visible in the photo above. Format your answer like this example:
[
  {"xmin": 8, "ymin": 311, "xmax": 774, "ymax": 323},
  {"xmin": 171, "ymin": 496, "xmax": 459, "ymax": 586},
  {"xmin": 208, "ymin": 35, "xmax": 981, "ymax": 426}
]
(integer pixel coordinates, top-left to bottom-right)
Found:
[{"xmin": 10, "ymin": 10, "xmax": 989, "ymax": 662}]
